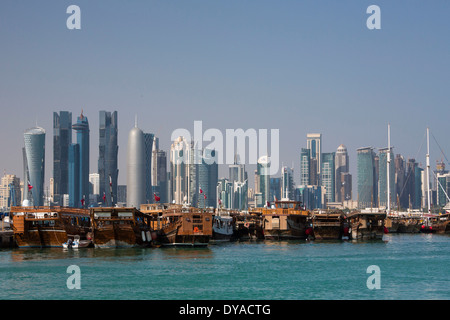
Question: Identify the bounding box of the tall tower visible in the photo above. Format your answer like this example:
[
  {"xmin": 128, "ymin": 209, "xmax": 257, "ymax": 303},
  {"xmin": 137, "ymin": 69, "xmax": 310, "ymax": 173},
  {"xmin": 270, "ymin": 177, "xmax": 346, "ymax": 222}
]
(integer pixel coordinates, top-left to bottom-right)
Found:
[
  {"xmin": 127, "ymin": 121, "xmax": 146, "ymax": 208},
  {"xmin": 53, "ymin": 111, "xmax": 72, "ymax": 205},
  {"xmin": 321, "ymin": 152, "xmax": 335, "ymax": 203},
  {"xmin": 98, "ymin": 110, "xmax": 118, "ymax": 206},
  {"xmin": 24, "ymin": 127, "xmax": 46, "ymax": 206},
  {"xmin": 257, "ymin": 155, "xmax": 271, "ymax": 206},
  {"xmin": 335, "ymin": 144, "xmax": 350, "ymax": 202},
  {"xmin": 72, "ymin": 111, "xmax": 90, "ymax": 207},
  {"xmin": 143, "ymin": 132, "xmax": 154, "ymax": 204},
  {"xmin": 357, "ymin": 147, "xmax": 377, "ymax": 209},
  {"xmin": 170, "ymin": 136, "xmax": 190, "ymax": 205},
  {"xmin": 306, "ymin": 133, "xmax": 322, "ymax": 180}
]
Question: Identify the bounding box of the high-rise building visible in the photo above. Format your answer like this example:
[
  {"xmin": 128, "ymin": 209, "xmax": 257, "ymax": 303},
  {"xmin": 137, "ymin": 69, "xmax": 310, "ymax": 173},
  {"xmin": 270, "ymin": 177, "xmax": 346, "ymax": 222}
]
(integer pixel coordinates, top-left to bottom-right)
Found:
[
  {"xmin": 378, "ymin": 147, "xmax": 395, "ymax": 208},
  {"xmin": 306, "ymin": 133, "xmax": 322, "ymax": 181},
  {"xmin": 24, "ymin": 127, "xmax": 46, "ymax": 206},
  {"xmin": 217, "ymin": 178, "xmax": 233, "ymax": 209},
  {"xmin": 170, "ymin": 136, "xmax": 191, "ymax": 205},
  {"xmin": 335, "ymin": 144, "xmax": 350, "ymax": 202},
  {"xmin": 281, "ymin": 166, "xmax": 295, "ymax": 200},
  {"xmin": 68, "ymin": 143, "xmax": 80, "ymax": 207},
  {"xmin": 89, "ymin": 173, "xmax": 100, "ymax": 196},
  {"xmin": 395, "ymin": 154, "xmax": 408, "ymax": 209},
  {"xmin": 152, "ymin": 136, "xmax": 168, "ymax": 203},
  {"xmin": 436, "ymin": 173, "xmax": 450, "ymax": 207},
  {"xmin": 127, "ymin": 123, "xmax": 146, "ymax": 208},
  {"xmin": 300, "ymin": 148, "xmax": 311, "ymax": 186},
  {"xmin": 143, "ymin": 132, "xmax": 154, "ymax": 204},
  {"xmin": 357, "ymin": 147, "xmax": 377, "ymax": 209},
  {"xmin": 257, "ymin": 155, "xmax": 271, "ymax": 207},
  {"xmin": 321, "ymin": 152, "xmax": 335, "ymax": 203},
  {"xmin": 0, "ymin": 174, "xmax": 21, "ymax": 210},
  {"xmin": 98, "ymin": 110, "xmax": 118, "ymax": 206},
  {"xmin": 53, "ymin": 111, "xmax": 72, "ymax": 205},
  {"xmin": 72, "ymin": 111, "xmax": 90, "ymax": 207}
]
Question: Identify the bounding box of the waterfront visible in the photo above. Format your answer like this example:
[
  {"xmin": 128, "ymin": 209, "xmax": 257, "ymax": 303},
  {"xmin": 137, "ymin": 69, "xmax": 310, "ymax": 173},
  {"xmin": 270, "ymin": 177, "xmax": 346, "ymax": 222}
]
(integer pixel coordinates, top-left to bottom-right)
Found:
[{"xmin": 0, "ymin": 233, "xmax": 449, "ymax": 300}]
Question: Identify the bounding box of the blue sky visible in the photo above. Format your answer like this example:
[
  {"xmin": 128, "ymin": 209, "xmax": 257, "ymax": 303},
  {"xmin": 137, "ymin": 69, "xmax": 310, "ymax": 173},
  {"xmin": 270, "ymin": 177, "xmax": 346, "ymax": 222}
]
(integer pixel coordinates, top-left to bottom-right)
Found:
[{"xmin": 0, "ymin": 1, "xmax": 449, "ymax": 192}]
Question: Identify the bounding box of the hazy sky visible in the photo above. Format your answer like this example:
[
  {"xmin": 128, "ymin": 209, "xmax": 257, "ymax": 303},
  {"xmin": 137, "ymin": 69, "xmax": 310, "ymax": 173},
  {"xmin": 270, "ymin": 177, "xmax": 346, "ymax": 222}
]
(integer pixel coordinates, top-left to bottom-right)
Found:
[{"xmin": 0, "ymin": 1, "xmax": 449, "ymax": 193}]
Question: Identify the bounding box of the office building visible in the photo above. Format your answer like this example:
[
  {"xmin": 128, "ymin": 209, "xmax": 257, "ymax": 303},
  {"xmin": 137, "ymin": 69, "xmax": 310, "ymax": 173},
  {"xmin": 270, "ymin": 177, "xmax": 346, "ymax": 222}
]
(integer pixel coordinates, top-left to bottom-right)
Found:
[
  {"xmin": 72, "ymin": 111, "xmax": 90, "ymax": 207},
  {"xmin": 321, "ymin": 152, "xmax": 335, "ymax": 203},
  {"xmin": 24, "ymin": 127, "xmax": 46, "ymax": 206},
  {"xmin": 98, "ymin": 110, "xmax": 118, "ymax": 206},
  {"xmin": 357, "ymin": 147, "xmax": 377, "ymax": 209},
  {"xmin": 53, "ymin": 111, "xmax": 72, "ymax": 205},
  {"xmin": 378, "ymin": 147, "xmax": 395, "ymax": 208}
]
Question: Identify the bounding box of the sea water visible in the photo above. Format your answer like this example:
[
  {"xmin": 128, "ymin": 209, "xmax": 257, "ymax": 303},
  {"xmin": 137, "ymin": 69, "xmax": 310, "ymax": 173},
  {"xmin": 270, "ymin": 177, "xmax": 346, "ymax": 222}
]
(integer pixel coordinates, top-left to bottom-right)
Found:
[{"xmin": 1, "ymin": 233, "xmax": 449, "ymax": 300}]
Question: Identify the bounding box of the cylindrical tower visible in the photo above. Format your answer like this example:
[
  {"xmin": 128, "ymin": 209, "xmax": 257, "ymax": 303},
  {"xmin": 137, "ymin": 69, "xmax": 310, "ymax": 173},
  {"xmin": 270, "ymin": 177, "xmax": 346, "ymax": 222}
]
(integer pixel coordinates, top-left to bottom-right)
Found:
[
  {"xmin": 127, "ymin": 125, "xmax": 146, "ymax": 208},
  {"xmin": 24, "ymin": 127, "xmax": 46, "ymax": 206}
]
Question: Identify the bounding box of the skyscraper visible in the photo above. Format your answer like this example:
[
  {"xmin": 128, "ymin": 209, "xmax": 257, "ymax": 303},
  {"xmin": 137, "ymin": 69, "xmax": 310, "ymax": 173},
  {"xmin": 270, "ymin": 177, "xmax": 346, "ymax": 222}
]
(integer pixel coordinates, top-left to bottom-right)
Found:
[
  {"xmin": 321, "ymin": 152, "xmax": 335, "ymax": 203},
  {"xmin": 306, "ymin": 133, "xmax": 322, "ymax": 183},
  {"xmin": 378, "ymin": 147, "xmax": 395, "ymax": 208},
  {"xmin": 152, "ymin": 136, "xmax": 168, "ymax": 203},
  {"xmin": 127, "ymin": 122, "xmax": 146, "ymax": 208},
  {"xmin": 170, "ymin": 136, "xmax": 191, "ymax": 205},
  {"xmin": 72, "ymin": 111, "xmax": 90, "ymax": 207},
  {"xmin": 24, "ymin": 127, "xmax": 46, "ymax": 206},
  {"xmin": 53, "ymin": 111, "xmax": 72, "ymax": 205},
  {"xmin": 257, "ymin": 155, "xmax": 271, "ymax": 206},
  {"xmin": 68, "ymin": 143, "xmax": 80, "ymax": 207},
  {"xmin": 281, "ymin": 166, "xmax": 295, "ymax": 200},
  {"xmin": 335, "ymin": 144, "xmax": 350, "ymax": 202},
  {"xmin": 98, "ymin": 110, "xmax": 118, "ymax": 206},
  {"xmin": 143, "ymin": 132, "xmax": 154, "ymax": 204},
  {"xmin": 300, "ymin": 148, "xmax": 311, "ymax": 186},
  {"xmin": 357, "ymin": 147, "xmax": 377, "ymax": 209}
]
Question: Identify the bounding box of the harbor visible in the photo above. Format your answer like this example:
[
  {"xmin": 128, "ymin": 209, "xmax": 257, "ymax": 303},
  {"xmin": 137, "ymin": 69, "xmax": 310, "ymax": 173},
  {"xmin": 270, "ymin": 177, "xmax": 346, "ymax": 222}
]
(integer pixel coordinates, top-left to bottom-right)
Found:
[{"xmin": 2, "ymin": 199, "xmax": 450, "ymax": 249}]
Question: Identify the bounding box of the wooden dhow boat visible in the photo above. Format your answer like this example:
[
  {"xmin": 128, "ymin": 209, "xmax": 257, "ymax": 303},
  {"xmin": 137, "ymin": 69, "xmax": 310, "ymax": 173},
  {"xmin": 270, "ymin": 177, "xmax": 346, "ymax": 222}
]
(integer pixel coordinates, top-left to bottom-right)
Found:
[
  {"xmin": 145, "ymin": 204, "xmax": 213, "ymax": 247},
  {"xmin": 310, "ymin": 210, "xmax": 350, "ymax": 240},
  {"xmin": 89, "ymin": 207, "xmax": 154, "ymax": 248},
  {"xmin": 253, "ymin": 200, "xmax": 310, "ymax": 240},
  {"xmin": 348, "ymin": 209, "xmax": 387, "ymax": 240},
  {"xmin": 10, "ymin": 206, "xmax": 91, "ymax": 248}
]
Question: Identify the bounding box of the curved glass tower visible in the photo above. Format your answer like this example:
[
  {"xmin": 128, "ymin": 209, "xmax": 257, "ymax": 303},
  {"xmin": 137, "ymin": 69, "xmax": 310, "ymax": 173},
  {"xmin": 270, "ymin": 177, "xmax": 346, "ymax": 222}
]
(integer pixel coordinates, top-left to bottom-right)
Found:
[{"xmin": 24, "ymin": 127, "xmax": 46, "ymax": 206}]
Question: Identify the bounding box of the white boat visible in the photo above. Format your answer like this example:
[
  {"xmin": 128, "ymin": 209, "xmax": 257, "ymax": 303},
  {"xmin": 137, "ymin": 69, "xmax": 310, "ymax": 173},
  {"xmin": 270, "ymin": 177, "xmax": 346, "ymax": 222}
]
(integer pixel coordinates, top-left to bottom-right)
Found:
[
  {"xmin": 212, "ymin": 211, "xmax": 234, "ymax": 241},
  {"xmin": 63, "ymin": 235, "xmax": 92, "ymax": 249}
]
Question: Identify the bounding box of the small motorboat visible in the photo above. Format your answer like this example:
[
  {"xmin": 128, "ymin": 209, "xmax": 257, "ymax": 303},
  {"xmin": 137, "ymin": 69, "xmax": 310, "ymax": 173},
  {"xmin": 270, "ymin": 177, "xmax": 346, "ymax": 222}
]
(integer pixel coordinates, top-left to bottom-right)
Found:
[{"xmin": 63, "ymin": 235, "xmax": 92, "ymax": 249}]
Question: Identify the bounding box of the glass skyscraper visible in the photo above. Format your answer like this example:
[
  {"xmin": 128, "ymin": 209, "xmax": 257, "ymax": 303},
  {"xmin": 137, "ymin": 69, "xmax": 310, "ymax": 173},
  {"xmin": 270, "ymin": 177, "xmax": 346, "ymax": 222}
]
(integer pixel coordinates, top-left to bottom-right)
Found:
[
  {"xmin": 72, "ymin": 111, "xmax": 90, "ymax": 207},
  {"xmin": 23, "ymin": 127, "xmax": 46, "ymax": 206},
  {"xmin": 378, "ymin": 147, "xmax": 395, "ymax": 208},
  {"xmin": 357, "ymin": 147, "xmax": 377, "ymax": 208},
  {"xmin": 321, "ymin": 152, "xmax": 335, "ymax": 203},
  {"xmin": 98, "ymin": 111, "xmax": 118, "ymax": 206},
  {"xmin": 68, "ymin": 144, "xmax": 80, "ymax": 207},
  {"xmin": 53, "ymin": 111, "xmax": 72, "ymax": 205},
  {"xmin": 143, "ymin": 132, "xmax": 154, "ymax": 204}
]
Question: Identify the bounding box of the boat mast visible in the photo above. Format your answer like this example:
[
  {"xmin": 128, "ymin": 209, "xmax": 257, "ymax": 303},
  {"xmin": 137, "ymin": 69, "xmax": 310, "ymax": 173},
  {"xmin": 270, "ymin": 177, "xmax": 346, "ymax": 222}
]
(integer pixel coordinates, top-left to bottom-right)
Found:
[
  {"xmin": 426, "ymin": 127, "xmax": 431, "ymax": 216},
  {"xmin": 387, "ymin": 123, "xmax": 391, "ymax": 215}
]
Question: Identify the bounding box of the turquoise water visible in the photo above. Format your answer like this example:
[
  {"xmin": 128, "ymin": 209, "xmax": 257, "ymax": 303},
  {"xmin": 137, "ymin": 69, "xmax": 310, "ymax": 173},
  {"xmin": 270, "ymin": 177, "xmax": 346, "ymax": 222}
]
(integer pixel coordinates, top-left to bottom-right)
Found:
[{"xmin": 1, "ymin": 233, "xmax": 449, "ymax": 300}]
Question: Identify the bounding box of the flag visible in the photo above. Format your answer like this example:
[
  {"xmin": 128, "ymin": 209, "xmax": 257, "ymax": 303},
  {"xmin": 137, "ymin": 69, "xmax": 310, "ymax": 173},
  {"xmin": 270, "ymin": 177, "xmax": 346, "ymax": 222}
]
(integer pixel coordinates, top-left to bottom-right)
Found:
[
  {"xmin": 27, "ymin": 181, "xmax": 33, "ymax": 191},
  {"xmin": 109, "ymin": 175, "xmax": 112, "ymax": 187},
  {"xmin": 199, "ymin": 187, "xmax": 203, "ymax": 194},
  {"xmin": 218, "ymin": 199, "xmax": 222, "ymax": 205},
  {"xmin": 81, "ymin": 198, "xmax": 85, "ymax": 206},
  {"xmin": 103, "ymin": 192, "xmax": 106, "ymax": 202},
  {"xmin": 266, "ymin": 201, "xmax": 270, "ymax": 207},
  {"xmin": 154, "ymin": 193, "xmax": 160, "ymax": 202},
  {"xmin": 204, "ymin": 194, "xmax": 207, "ymax": 200}
]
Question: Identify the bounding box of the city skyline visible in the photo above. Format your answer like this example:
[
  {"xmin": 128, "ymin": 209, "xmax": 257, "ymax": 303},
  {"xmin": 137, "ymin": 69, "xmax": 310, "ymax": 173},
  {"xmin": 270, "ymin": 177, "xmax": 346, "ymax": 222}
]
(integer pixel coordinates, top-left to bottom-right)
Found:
[{"xmin": 0, "ymin": 1, "xmax": 449, "ymax": 197}]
